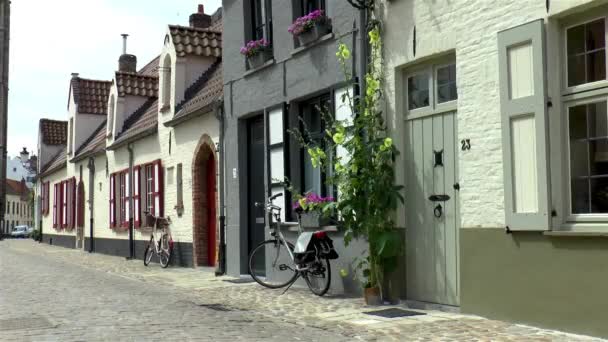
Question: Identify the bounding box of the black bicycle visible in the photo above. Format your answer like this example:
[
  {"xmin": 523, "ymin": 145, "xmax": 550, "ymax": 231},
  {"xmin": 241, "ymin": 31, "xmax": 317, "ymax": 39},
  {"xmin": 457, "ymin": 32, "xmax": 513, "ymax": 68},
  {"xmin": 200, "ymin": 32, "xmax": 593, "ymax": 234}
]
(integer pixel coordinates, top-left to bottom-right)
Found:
[{"xmin": 248, "ymin": 193, "xmax": 337, "ymax": 296}]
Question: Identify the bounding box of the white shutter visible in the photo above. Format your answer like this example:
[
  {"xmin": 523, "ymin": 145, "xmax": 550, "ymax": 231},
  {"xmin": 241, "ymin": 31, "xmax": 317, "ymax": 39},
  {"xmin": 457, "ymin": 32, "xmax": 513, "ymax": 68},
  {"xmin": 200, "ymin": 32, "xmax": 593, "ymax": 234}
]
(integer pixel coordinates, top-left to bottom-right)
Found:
[
  {"xmin": 498, "ymin": 19, "xmax": 550, "ymax": 231},
  {"xmin": 154, "ymin": 162, "xmax": 160, "ymax": 216},
  {"xmin": 267, "ymin": 106, "xmax": 287, "ymax": 221}
]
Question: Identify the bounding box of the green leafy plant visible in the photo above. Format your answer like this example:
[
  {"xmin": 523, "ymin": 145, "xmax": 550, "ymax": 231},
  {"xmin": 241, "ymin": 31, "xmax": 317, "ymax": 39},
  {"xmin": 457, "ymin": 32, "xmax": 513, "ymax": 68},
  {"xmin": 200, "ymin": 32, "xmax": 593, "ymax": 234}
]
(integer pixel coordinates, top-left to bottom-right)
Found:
[{"xmin": 290, "ymin": 25, "xmax": 403, "ymax": 298}]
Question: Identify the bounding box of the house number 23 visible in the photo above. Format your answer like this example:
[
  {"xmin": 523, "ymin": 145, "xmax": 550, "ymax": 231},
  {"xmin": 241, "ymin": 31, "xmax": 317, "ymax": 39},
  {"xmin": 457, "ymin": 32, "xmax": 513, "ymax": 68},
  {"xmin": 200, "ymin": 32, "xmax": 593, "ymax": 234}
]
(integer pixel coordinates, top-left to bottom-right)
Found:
[{"xmin": 461, "ymin": 139, "xmax": 471, "ymax": 151}]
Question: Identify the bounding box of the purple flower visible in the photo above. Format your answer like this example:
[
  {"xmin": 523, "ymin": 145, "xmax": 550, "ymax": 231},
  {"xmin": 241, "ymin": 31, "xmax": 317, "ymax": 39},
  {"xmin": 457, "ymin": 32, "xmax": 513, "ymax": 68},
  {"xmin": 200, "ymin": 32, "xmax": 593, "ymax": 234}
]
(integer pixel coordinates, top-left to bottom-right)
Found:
[{"xmin": 288, "ymin": 10, "xmax": 326, "ymax": 37}]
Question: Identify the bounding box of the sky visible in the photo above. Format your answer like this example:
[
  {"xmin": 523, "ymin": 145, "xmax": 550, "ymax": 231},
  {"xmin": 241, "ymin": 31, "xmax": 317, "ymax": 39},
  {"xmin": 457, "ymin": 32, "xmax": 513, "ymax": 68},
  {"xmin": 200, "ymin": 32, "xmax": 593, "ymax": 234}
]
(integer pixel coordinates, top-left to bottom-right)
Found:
[{"xmin": 7, "ymin": 0, "xmax": 221, "ymax": 158}]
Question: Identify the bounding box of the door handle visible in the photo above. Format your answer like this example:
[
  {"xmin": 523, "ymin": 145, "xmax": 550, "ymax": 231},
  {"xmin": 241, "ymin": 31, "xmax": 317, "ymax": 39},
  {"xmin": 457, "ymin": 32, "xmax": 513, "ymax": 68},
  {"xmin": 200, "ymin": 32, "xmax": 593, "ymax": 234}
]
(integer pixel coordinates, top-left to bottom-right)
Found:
[{"xmin": 428, "ymin": 194, "xmax": 450, "ymax": 202}]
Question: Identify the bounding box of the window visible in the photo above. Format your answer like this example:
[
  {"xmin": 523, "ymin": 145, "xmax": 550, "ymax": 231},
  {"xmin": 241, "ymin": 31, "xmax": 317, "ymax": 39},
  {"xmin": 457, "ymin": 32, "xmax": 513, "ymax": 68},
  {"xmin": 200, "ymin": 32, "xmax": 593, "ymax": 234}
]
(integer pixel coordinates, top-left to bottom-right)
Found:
[
  {"xmin": 53, "ymin": 184, "xmax": 58, "ymax": 228},
  {"xmin": 300, "ymin": 95, "xmax": 331, "ymax": 196},
  {"xmin": 161, "ymin": 54, "xmax": 172, "ymax": 110},
  {"xmin": 11, "ymin": 201, "xmax": 14, "ymax": 215},
  {"xmin": 109, "ymin": 173, "xmax": 116, "ymax": 228},
  {"xmin": 299, "ymin": 0, "xmax": 325, "ymax": 16},
  {"xmin": 146, "ymin": 164, "xmax": 154, "ymax": 215},
  {"xmin": 107, "ymin": 95, "xmax": 115, "ymax": 137},
  {"xmin": 405, "ymin": 59, "xmax": 457, "ymax": 114},
  {"xmin": 249, "ymin": 0, "xmax": 272, "ymax": 44},
  {"xmin": 566, "ymin": 18, "xmax": 606, "ymax": 87}
]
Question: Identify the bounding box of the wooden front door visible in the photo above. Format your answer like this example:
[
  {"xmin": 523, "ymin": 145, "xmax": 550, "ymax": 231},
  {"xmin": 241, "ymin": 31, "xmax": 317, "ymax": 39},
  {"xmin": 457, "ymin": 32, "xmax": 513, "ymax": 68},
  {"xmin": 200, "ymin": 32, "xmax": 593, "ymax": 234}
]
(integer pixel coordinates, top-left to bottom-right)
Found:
[{"xmin": 405, "ymin": 111, "xmax": 460, "ymax": 306}]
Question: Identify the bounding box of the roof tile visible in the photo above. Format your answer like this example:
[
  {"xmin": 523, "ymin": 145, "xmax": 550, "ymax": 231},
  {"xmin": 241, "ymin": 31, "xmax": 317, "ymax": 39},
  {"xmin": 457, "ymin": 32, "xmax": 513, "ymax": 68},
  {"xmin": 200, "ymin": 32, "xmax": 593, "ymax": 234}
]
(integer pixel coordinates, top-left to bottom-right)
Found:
[
  {"xmin": 39, "ymin": 119, "xmax": 68, "ymax": 146},
  {"xmin": 169, "ymin": 25, "xmax": 222, "ymax": 58},
  {"xmin": 115, "ymin": 72, "xmax": 159, "ymax": 98},
  {"xmin": 71, "ymin": 77, "xmax": 112, "ymax": 115}
]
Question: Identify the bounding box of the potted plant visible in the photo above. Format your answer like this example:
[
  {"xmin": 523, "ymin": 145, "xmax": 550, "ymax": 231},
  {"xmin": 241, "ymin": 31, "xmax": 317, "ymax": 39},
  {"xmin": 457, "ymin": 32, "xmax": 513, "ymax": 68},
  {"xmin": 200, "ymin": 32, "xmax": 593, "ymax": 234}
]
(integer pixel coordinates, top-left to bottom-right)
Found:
[
  {"xmin": 288, "ymin": 9, "xmax": 330, "ymax": 46},
  {"xmin": 292, "ymin": 192, "xmax": 335, "ymax": 228},
  {"xmin": 240, "ymin": 38, "xmax": 271, "ymax": 70}
]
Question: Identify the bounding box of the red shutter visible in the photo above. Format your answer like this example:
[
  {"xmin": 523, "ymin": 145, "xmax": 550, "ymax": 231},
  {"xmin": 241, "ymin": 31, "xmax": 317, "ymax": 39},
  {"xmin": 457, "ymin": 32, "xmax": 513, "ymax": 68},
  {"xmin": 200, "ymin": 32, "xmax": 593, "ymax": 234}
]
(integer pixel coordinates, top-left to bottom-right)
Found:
[
  {"xmin": 70, "ymin": 178, "xmax": 76, "ymax": 229},
  {"xmin": 44, "ymin": 182, "xmax": 49, "ymax": 215},
  {"xmin": 134, "ymin": 166, "xmax": 141, "ymax": 228},
  {"xmin": 153, "ymin": 160, "xmax": 163, "ymax": 217},
  {"xmin": 77, "ymin": 180, "xmax": 85, "ymax": 228},
  {"xmin": 58, "ymin": 181, "xmax": 64, "ymax": 229},
  {"xmin": 110, "ymin": 174, "xmax": 116, "ymax": 228},
  {"xmin": 121, "ymin": 171, "xmax": 130, "ymax": 228},
  {"xmin": 53, "ymin": 183, "xmax": 58, "ymax": 228}
]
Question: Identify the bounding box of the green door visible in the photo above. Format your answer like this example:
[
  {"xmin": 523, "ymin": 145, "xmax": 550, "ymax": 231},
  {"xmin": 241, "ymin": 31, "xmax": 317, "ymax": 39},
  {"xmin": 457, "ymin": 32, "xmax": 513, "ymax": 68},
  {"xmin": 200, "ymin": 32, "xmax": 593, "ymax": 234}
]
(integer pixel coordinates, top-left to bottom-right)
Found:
[{"xmin": 405, "ymin": 111, "xmax": 459, "ymax": 306}]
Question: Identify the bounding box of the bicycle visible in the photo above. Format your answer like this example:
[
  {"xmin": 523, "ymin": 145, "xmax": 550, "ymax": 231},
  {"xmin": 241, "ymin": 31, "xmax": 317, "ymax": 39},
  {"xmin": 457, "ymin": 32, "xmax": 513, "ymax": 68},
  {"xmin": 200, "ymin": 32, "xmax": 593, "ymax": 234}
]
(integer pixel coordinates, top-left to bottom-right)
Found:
[
  {"xmin": 143, "ymin": 211, "xmax": 173, "ymax": 268},
  {"xmin": 248, "ymin": 193, "xmax": 336, "ymax": 296}
]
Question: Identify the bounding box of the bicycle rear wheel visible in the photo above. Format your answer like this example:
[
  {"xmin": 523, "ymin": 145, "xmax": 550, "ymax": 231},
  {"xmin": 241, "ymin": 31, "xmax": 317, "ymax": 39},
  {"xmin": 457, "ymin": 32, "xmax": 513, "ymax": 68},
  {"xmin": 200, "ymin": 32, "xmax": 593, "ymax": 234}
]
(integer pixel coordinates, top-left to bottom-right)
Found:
[
  {"xmin": 303, "ymin": 257, "xmax": 331, "ymax": 296},
  {"xmin": 159, "ymin": 233, "xmax": 172, "ymax": 268},
  {"xmin": 143, "ymin": 237, "xmax": 154, "ymax": 266},
  {"xmin": 249, "ymin": 240, "xmax": 298, "ymax": 289}
]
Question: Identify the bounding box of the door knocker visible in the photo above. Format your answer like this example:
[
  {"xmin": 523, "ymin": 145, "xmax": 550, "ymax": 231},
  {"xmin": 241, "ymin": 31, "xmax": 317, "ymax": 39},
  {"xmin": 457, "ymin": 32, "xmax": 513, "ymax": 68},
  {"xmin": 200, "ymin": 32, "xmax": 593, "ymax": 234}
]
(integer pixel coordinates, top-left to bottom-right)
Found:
[{"xmin": 434, "ymin": 204, "xmax": 443, "ymax": 218}]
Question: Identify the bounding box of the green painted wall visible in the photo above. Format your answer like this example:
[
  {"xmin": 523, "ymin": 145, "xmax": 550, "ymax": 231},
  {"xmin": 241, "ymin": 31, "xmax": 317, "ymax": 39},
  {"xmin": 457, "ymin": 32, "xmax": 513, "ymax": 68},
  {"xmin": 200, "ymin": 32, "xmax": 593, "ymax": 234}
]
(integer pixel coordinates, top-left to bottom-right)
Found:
[{"xmin": 461, "ymin": 228, "xmax": 608, "ymax": 338}]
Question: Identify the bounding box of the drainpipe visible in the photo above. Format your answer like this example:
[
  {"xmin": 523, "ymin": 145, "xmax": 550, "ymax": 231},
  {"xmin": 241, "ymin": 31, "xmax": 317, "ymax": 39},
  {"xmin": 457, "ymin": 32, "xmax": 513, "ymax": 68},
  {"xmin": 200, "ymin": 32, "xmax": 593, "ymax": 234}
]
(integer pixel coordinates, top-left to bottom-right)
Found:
[
  {"xmin": 87, "ymin": 157, "xmax": 95, "ymax": 252},
  {"xmin": 215, "ymin": 100, "xmax": 226, "ymax": 276},
  {"xmin": 126, "ymin": 143, "xmax": 135, "ymax": 259}
]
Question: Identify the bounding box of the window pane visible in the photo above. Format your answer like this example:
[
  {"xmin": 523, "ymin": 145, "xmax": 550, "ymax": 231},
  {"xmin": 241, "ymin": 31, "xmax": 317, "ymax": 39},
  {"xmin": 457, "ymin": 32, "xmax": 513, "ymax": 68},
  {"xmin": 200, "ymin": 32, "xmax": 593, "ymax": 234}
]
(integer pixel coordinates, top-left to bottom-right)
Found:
[
  {"xmin": 587, "ymin": 101, "xmax": 608, "ymax": 138},
  {"xmin": 587, "ymin": 50, "xmax": 606, "ymax": 83},
  {"xmin": 590, "ymin": 139, "xmax": 608, "ymax": 175},
  {"xmin": 568, "ymin": 54, "xmax": 586, "ymax": 87},
  {"xmin": 586, "ymin": 19, "xmax": 605, "ymax": 51},
  {"xmin": 567, "ymin": 24, "xmax": 585, "ymax": 55},
  {"xmin": 569, "ymin": 104, "xmax": 587, "ymax": 139},
  {"xmin": 571, "ymin": 178, "xmax": 590, "ymax": 213},
  {"xmin": 408, "ymin": 73, "xmax": 429, "ymax": 110},
  {"xmin": 591, "ymin": 178, "xmax": 608, "ymax": 213},
  {"xmin": 437, "ymin": 64, "xmax": 457, "ymax": 103},
  {"xmin": 570, "ymin": 141, "xmax": 589, "ymax": 177}
]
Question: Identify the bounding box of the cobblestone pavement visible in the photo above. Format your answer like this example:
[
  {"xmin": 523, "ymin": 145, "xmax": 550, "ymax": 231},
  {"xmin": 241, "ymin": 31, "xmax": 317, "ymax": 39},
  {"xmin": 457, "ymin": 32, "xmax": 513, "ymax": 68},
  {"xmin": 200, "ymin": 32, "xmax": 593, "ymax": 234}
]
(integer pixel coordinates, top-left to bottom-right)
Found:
[{"xmin": 1, "ymin": 240, "xmax": 605, "ymax": 342}]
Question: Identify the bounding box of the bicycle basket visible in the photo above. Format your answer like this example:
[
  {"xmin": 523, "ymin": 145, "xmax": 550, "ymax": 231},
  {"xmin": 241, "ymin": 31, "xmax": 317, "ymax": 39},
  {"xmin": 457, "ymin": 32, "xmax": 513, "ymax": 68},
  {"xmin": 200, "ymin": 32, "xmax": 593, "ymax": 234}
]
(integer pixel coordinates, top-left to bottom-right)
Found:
[
  {"xmin": 156, "ymin": 217, "xmax": 170, "ymax": 229},
  {"xmin": 144, "ymin": 214, "xmax": 156, "ymax": 228}
]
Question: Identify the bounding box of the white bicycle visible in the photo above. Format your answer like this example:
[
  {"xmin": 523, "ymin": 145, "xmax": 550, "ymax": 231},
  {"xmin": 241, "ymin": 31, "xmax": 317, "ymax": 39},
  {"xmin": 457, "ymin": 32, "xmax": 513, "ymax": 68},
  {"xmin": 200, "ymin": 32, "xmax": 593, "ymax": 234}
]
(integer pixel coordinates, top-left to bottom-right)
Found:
[{"xmin": 143, "ymin": 212, "xmax": 173, "ymax": 268}]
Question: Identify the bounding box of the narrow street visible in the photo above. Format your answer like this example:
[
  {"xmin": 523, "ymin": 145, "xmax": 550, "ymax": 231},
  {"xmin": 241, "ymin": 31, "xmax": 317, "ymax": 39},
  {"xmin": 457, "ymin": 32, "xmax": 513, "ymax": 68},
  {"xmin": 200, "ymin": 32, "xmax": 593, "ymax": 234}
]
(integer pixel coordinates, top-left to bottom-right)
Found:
[
  {"xmin": 0, "ymin": 240, "xmax": 350, "ymax": 341},
  {"xmin": 0, "ymin": 240, "xmax": 603, "ymax": 341}
]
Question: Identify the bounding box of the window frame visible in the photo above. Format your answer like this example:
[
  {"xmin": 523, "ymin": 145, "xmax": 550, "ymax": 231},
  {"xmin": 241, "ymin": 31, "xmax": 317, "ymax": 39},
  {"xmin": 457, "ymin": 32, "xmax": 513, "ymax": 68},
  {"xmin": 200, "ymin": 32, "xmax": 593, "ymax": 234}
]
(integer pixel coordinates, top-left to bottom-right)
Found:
[
  {"xmin": 563, "ymin": 16, "xmax": 608, "ymax": 95},
  {"xmin": 249, "ymin": 0, "xmax": 273, "ymax": 45},
  {"xmin": 403, "ymin": 55, "xmax": 458, "ymax": 121}
]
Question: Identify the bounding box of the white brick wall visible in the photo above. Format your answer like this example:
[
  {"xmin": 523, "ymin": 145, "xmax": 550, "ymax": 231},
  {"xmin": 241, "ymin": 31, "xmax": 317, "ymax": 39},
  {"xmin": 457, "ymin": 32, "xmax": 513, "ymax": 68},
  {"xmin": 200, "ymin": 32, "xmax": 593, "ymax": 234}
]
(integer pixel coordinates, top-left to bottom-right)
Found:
[{"xmin": 382, "ymin": 0, "xmax": 605, "ymax": 229}]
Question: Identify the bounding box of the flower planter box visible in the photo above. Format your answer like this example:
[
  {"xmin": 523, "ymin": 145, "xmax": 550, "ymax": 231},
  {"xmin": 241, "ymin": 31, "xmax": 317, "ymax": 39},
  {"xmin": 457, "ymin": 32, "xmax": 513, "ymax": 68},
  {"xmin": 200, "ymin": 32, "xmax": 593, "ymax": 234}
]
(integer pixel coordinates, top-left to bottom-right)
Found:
[
  {"xmin": 297, "ymin": 21, "xmax": 329, "ymax": 46},
  {"xmin": 247, "ymin": 50, "xmax": 271, "ymax": 70},
  {"xmin": 300, "ymin": 211, "xmax": 331, "ymax": 229}
]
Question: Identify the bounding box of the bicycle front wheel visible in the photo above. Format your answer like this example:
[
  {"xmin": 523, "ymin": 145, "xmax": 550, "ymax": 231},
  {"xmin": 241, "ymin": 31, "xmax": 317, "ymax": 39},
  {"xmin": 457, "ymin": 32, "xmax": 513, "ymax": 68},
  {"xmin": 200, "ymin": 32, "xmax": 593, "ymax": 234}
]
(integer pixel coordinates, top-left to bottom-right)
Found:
[
  {"xmin": 249, "ymin": 240, "xmax": 298, "ymax": 289},
  {"xmin": 159, "ymin": 234, "xmax": 172, "ymax": 268},
  {"xmin": 303, "ymin": 257, "xmax": 331, "ymax": 296},
  {"xmin": 143, "ymin": 237, "xmax": 154, "ymax": 266}
]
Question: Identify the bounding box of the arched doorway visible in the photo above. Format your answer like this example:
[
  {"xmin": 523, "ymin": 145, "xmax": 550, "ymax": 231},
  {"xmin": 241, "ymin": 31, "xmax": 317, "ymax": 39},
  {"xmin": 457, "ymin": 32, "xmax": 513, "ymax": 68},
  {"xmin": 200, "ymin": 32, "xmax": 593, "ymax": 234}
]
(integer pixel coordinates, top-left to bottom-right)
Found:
[{"xmin": 192, "ymin": 136, "xmax": 217, "ymax": 267}]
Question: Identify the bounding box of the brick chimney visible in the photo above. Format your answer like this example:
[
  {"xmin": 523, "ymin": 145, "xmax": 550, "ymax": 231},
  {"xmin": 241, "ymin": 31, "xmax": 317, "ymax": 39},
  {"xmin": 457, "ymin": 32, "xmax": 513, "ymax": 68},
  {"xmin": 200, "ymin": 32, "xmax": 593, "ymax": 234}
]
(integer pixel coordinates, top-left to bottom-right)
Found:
[
  {"xmin": 189, "ymin": 4, "xmax": 212, "ymax": 29},
  {"xmin": 118, "ymin": 34, "xmax": 137, "ymax": 73}
]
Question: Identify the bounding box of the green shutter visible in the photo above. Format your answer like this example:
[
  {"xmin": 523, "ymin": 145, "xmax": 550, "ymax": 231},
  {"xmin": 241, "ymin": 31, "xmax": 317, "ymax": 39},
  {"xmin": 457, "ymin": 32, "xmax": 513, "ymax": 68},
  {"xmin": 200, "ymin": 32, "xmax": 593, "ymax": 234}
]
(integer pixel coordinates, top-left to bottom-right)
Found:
[{"xmin": 498, "ymin": 19, "xmax": 550, "ymax": 231}]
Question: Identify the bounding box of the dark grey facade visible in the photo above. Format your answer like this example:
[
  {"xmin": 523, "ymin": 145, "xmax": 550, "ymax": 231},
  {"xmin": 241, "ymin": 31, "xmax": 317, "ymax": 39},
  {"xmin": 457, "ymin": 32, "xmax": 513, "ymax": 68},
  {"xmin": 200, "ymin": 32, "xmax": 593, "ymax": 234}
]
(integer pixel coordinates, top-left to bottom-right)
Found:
[{"xmin": 222, "ymin": 0, "xmax": 368, "ymax": 293}]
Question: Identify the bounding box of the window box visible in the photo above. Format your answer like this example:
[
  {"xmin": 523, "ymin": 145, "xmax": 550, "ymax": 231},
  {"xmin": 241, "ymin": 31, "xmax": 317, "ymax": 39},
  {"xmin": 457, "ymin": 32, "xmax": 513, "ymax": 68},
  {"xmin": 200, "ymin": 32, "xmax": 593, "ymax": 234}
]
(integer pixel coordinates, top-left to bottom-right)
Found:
[
  {"xmin": 300, "ymin": 211, "xmax": 331, "ymax": 229},
  {"xmin": 247, "ymin": 49, "xmax": 272, "ymax": 70},
  {"xmin": 297, "ymin": 20, "xmax": 330, "ymax": 46}
]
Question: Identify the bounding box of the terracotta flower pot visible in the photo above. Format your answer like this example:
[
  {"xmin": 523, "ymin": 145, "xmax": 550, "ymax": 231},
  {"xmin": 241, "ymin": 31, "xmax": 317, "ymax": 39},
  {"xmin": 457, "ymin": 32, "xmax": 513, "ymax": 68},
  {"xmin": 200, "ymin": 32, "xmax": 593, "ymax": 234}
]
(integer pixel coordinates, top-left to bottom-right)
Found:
[
  {"xmin": 297, "ymin": 20, "xmax": 329, "ymax": 46},
  {"xmin": 364, "ymin": 286, "xmax": 382, "ymax": 306}
]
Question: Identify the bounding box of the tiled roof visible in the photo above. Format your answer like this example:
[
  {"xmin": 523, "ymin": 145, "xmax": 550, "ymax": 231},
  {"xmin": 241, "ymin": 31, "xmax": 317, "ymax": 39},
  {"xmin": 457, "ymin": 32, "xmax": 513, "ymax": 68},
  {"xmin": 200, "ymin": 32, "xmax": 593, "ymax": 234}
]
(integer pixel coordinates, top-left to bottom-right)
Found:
[
  {"xmin": 6, "ymin": 179, "xmax": 28, "ymax": 197},
  {"xmin": 171, "ymin": 59, "xmax": 222, "ymax": 123},
  {"xmin": 138, "ymin": 55, "xmax": 160, "ymax": 76},
  {"xmin": 169, "ymin": 25, "xmax": 221, "ymax": 58},
  {"xmin": 71, "ymin": 77, "xmax": 112, "ymax": 115},
  {"xmin": 40, "ymin": 146, "xmax": 67, "ymax": 176},
  {"xmin": 115, "ymin": 72, "xmax": 159, "ymax": 97},
  {"xmin": 39, "ymin": 119, "xmax": 68, "ymax": 145},
  {"xmin": 73, "ymin": 120, "xmax": 106, "ymax": 161},
  {"xmin": 109, "ymin": 98, "xmax": 158, "ymax": 148}
]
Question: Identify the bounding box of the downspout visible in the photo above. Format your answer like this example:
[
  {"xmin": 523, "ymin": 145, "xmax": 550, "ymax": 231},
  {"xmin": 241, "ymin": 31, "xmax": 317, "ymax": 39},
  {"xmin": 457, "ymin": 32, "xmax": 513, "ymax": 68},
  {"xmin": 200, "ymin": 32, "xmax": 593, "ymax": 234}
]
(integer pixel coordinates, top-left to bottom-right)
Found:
[
  {"xmin": 126, "ymin": 143, "xmax": 135, "ymax": 259},
  {"xmin": 215, "ymin": 100, "xmax": 226, "ymax": 276},
  {"xmin": 358, "ymin": 5, "xmax": 369, "ymax": 98},
  {"xmin": 87, "ymin": 157, "xmax": 95, "ymax": 252}
]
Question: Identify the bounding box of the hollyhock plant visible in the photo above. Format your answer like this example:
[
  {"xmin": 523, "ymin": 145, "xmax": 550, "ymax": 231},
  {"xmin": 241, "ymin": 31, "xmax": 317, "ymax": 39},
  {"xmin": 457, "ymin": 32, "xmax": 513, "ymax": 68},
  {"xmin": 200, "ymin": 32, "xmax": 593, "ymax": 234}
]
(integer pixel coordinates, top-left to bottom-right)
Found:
[
  {"xmin": 240, "ymin": 38, "xmax": 269, "ymax": 57},
  {"xmin": 288, "ymin": 9, "xmax": 327, "ymax": 36}
]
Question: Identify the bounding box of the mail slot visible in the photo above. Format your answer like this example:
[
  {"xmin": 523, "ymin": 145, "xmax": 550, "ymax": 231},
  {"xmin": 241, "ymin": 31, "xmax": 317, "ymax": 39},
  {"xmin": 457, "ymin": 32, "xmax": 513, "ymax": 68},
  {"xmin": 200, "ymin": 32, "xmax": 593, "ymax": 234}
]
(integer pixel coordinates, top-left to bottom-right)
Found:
[{"xmin": 428, "ymin": 194, "xmax": 450, "ymax": 202}]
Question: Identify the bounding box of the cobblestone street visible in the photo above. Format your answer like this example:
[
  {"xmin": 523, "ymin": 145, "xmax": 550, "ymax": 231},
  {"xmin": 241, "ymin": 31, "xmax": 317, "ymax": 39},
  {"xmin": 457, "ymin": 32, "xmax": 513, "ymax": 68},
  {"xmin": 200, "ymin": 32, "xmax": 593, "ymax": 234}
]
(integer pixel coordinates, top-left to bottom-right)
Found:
[{"xmin": 0, "ymin": 240, "xmax": 604, "ymax": 341}]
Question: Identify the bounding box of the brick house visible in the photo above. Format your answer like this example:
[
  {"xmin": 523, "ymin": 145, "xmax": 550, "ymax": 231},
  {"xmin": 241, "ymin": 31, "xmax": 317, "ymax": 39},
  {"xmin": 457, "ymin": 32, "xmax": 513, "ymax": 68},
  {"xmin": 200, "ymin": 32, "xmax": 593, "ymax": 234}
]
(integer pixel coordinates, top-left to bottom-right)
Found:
[
  {"xmin": 381, "ymin": 0, "xmax": 608, "ymax": 337},
  {"xmin": 35, "ymin": 6, "xmax": 223, "ymax": 267}
]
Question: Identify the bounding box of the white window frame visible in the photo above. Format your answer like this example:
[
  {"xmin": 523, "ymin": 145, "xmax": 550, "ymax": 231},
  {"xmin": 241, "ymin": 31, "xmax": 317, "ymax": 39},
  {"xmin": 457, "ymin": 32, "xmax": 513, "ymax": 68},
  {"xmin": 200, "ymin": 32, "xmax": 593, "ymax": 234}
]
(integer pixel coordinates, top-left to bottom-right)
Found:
[
  {"xmin": 558, "ymin": 9, "xmax": 608, "ymax": 231},
  {"xmin": 562, "ymin": 16, "xmax": 608, "ymax": 95},
  {"xmin": 403, "ymin": 56, "xmax": 457, "ymax": 120}
]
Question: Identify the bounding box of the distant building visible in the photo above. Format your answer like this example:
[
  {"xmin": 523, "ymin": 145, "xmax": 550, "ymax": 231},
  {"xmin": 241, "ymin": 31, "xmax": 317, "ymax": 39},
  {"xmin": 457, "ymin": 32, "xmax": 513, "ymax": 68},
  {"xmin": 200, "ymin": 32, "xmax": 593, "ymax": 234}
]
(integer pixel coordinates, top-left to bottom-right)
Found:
[
  {"xmin": 2, "ymin": 178, "xmax": 32, "ymax": 234},
  {"xmin": 6, "ymin": 148, "xmax": 37, "ymax": 187}
]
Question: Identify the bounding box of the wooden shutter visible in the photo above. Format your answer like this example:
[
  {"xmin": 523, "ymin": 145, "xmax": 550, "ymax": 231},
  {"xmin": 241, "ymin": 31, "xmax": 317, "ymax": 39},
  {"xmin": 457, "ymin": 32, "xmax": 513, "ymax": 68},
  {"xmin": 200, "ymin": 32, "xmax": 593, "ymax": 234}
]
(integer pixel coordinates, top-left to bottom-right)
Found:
[
  {"xmin": 44, "ymin": 182, "xmax": 50, "ymax": 215},
  {"xmin": 498, "ymin": 19, "xmax": 550, "ymax": 231},
  {"xmin": 110, "ymin": 173, "xmax": 116, "ymax": 228},
  {"xmin": 53, "ymin": 183, "xmax": 58, "ymax": 228},
  {"xmin": 67, "ymin": 178, "xmax": 75, "ymax": 229},
  {"xmin": 134, "ymin": 166, "xmax": 141, "ymax": 227},
  {"xmin": 123, "ymin": 171, "xmax": 130, "ymax": 228}
]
